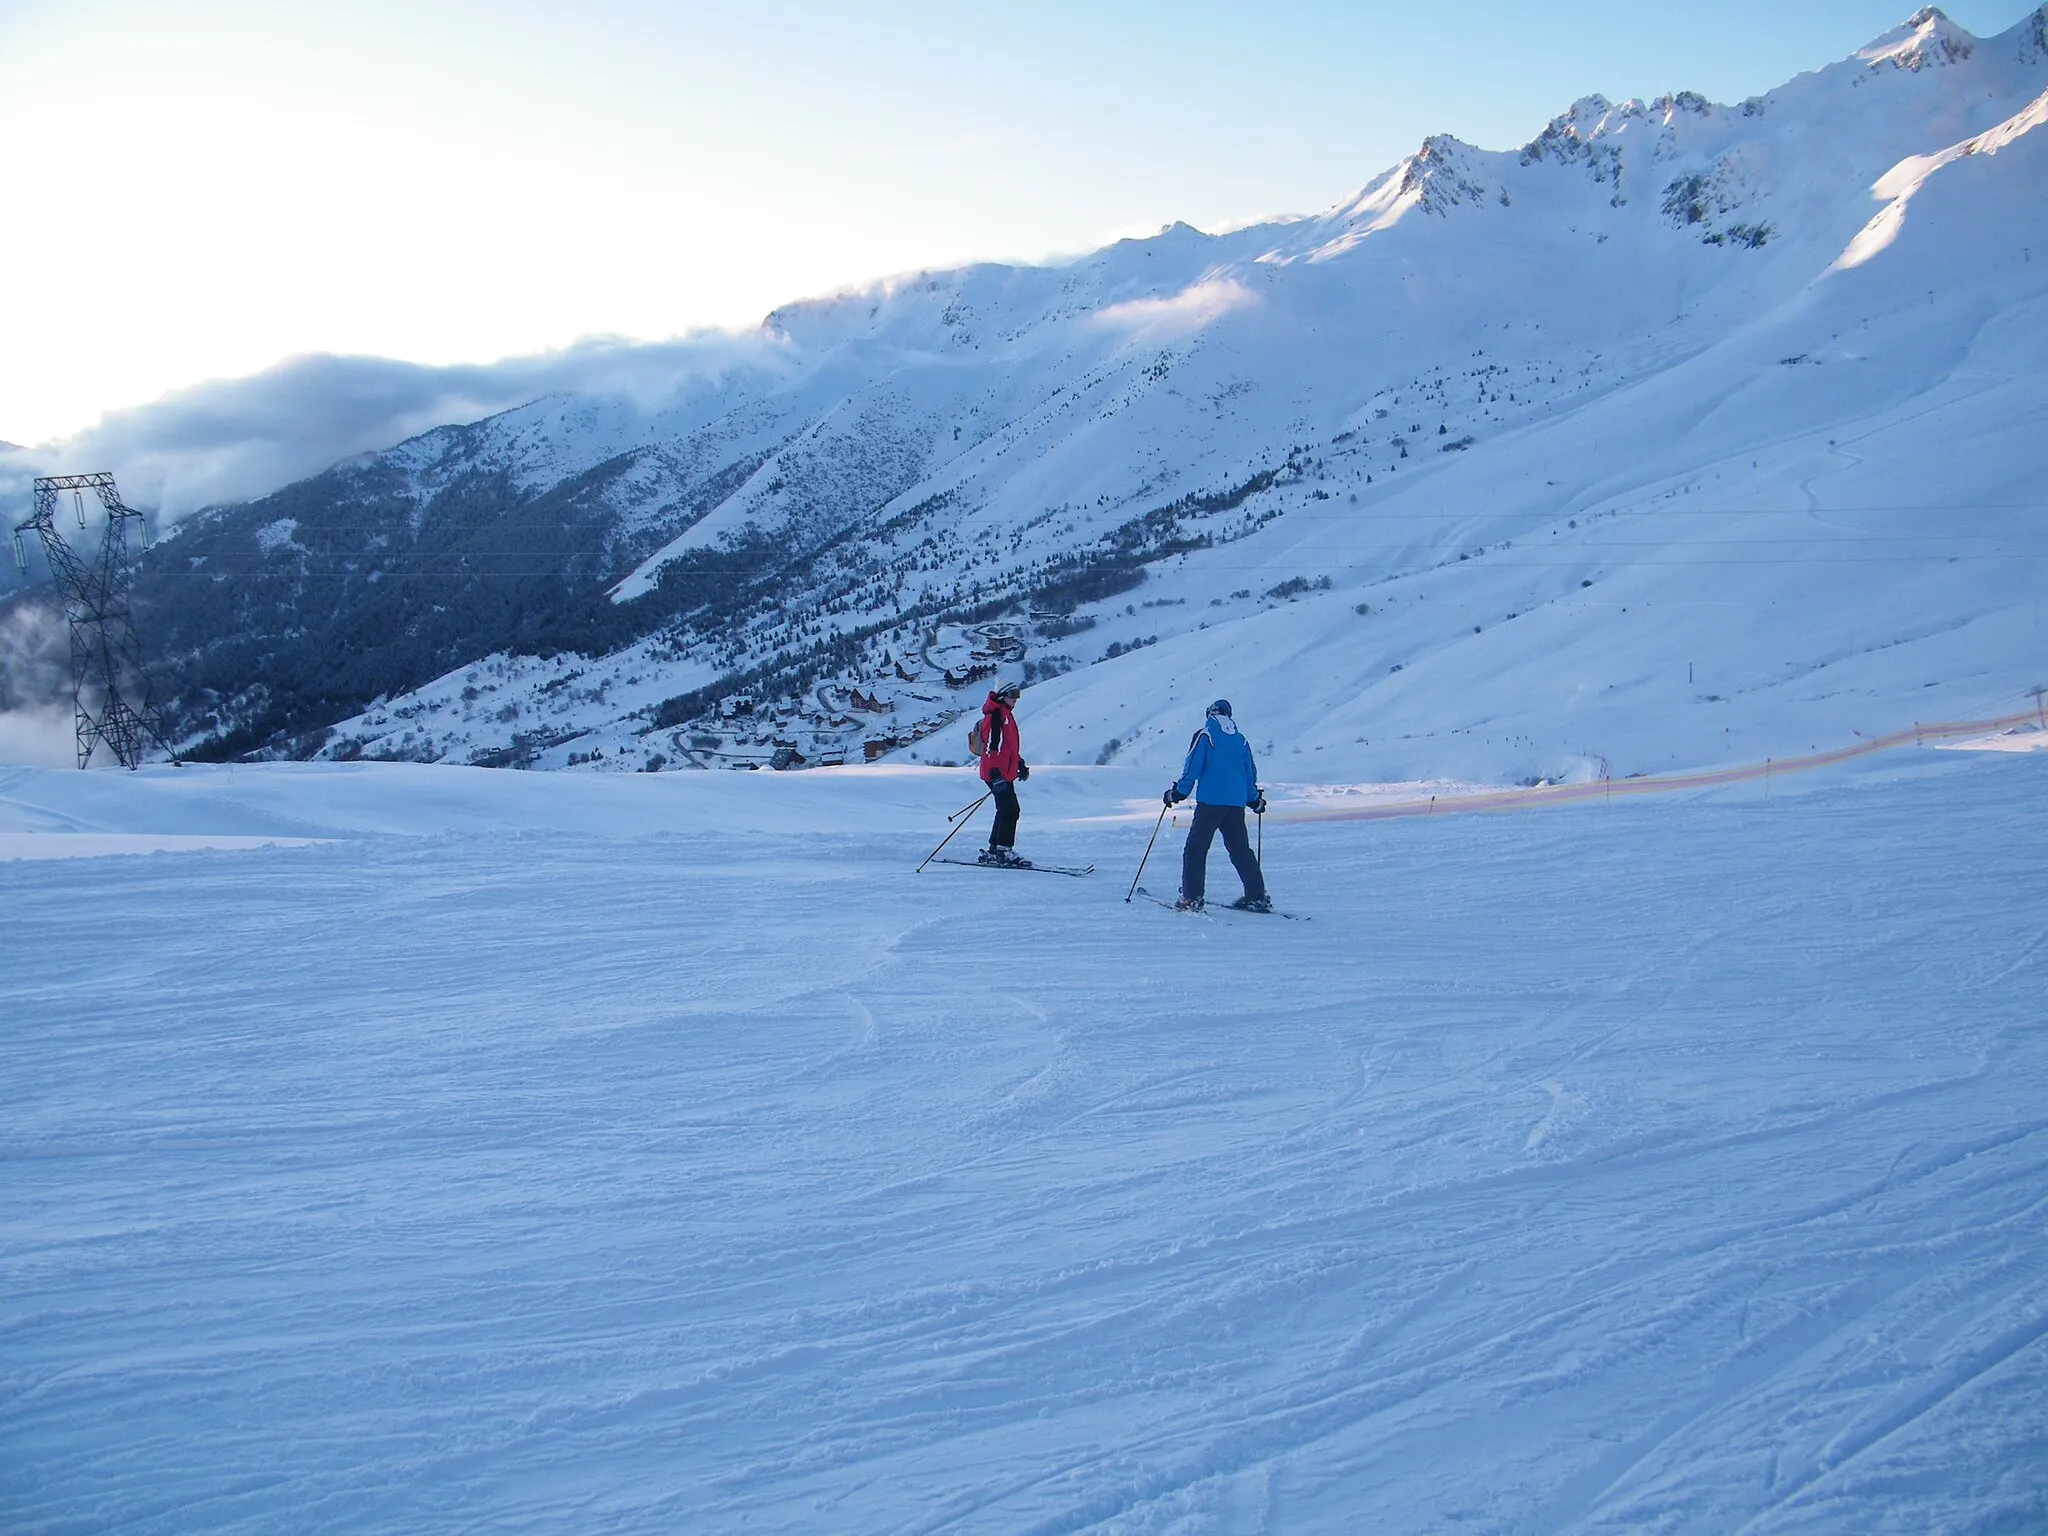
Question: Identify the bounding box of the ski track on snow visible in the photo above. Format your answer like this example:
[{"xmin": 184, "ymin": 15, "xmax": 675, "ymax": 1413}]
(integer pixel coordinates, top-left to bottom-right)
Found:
[{"xmin": 3, "ymin": 756, "xmax": 2046, "ymax": 1531}]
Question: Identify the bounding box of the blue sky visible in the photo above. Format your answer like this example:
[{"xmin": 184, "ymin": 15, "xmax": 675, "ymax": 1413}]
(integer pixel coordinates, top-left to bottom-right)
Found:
[{"xmin": 1, "ymin": 0, "xmax": 2038, "ymax": 443}]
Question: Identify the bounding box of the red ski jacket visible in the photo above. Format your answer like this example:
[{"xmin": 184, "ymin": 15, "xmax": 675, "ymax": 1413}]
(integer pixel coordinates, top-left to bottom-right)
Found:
[{"xmin": 978, "ymin": 693, "xmax": 1022, "ymax": 784}]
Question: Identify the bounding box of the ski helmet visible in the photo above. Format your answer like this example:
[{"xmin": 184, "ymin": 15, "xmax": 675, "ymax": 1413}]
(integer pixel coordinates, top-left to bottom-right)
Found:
[{"xmin": 1206, "ymin": 698, "xmax": 1232, "ymax": 717}]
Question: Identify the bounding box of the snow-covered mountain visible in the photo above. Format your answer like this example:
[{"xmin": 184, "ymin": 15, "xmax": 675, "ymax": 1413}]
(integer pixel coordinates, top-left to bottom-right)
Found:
[{"xmin": 65, "ymin": 5, "xmax": 2048, "ymax": 783}]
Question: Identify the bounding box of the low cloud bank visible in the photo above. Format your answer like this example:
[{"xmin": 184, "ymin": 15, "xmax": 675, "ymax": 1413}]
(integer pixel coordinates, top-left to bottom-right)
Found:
[
  {"xmin": 0, "ymin": 331, "xmax": 782, "ymax": 528},
  {"xmin": 0, "ymin": 598, "xmax": 68, "ymax": 713},
  {"xmin": 1094, "ymin": 277, "xmax": 1258, "ymax": 339},
  {"xmin": 0, "ymin": 598, "xmax": 73, "ymax": 765},
  {"xmin": 0, "ymin": 705, "xmax": 75, "ymax": 768}
]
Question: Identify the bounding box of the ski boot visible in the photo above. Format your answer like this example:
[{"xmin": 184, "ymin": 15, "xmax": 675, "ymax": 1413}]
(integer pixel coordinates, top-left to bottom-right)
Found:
[
  {"xmin": 1174, "ymin": 894, "xmax": 1204, "ymax": 912},
  {"xmin": 1229, "ymin": 895, "xmax": 1273, "ymax": 914}
]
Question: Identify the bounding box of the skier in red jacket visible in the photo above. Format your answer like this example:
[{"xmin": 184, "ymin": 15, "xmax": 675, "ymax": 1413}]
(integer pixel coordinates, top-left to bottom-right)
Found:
[{"xmin": 976, "ymin": 682, "xmax": 1030, "ymax": 867}]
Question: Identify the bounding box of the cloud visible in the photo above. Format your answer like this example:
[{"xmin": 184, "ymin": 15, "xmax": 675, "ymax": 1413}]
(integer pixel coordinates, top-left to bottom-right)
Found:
[
  {"xmin": 0, "ymin": 597, "xmax": 75, "ymax": 765},
  {"xmin": 0, "ymin": 597, "xmax": 68, "ymax": 711},
  {"xmin": 0, "ymin": 330, "xmax": 784, "ymax": 528},
  {"xmin": 1093, "ymin": 276, "xmax": 1258, "ymax": 339},
  {"xmin": 0, "ymin": 704, "xmax": 75, "ymax": 767}
]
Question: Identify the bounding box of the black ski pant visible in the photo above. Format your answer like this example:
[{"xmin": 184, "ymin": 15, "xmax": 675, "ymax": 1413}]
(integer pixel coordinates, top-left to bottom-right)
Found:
[
  {"xmin": 1180, "ymin": 802, "xmax": 1265, "ymax": 904},
  {"xmin": 988, "ymin": 780, "xmax": 1021, "ymax": 848}
]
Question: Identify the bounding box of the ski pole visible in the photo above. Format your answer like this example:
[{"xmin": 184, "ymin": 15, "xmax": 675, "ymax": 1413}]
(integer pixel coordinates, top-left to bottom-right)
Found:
[
  {"xmin": 1257, "ymin": 808, "xmax": 1263, "ymax": 864},
  {"xmin": 947, "ymin": 790, "xmax": 992, "ymax": 823},
  {"xmin": 917, "ymin": 798, "xmax": 987, "ymax": 873},
  {"xmin": 1126, "ymin": 803, "xmax": 1170, "ymax": 903}
]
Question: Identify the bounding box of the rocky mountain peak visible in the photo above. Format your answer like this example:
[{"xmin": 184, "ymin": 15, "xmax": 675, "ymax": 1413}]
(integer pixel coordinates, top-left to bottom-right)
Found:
[
  {"xmin": 1397, "ymin": 134, "xmax": 1494, "ymax": 215},
  {"xmin": 1859, "ymin": 7, "xmax": 1976, "ymax": 71}
]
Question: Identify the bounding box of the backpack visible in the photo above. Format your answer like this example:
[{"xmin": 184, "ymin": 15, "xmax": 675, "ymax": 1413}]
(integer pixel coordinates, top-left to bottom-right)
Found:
[{"xmin": 967, "ymin": 718, "xmax": 990, "ymax": 756}]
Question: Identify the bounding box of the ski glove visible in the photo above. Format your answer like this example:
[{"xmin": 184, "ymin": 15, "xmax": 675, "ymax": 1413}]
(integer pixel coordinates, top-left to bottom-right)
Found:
[
  {"xmin": 1163, "ymin": 786, "xmax": 1186, "ymax": 807},
  {"xmin": 1017, "ymin": 761, "xmax": 1030, "ymax": 782},
  {"xmin": 1251, "ymin": 791, "xmax": 1267, "ymax": 815},
  {"xmin": 988, "ymin": 775, "xmax": 1010, "ymax": 794}
]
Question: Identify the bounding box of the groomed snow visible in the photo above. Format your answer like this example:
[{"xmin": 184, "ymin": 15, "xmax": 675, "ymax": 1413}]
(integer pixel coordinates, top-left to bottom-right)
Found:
[{"xmin": 5, "ymin": 750, "xmax": 2045, "ymax": 1531}]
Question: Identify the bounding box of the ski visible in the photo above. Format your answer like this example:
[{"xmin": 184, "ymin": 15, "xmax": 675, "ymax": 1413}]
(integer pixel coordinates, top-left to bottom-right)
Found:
[
  {"xmin": 1133, "ymin": 886, "xmax": 1307, "ymax": 920},
  {"xmin": 931, "ymin": 857, "xmax": 1096, "ymax": 878},
  {"xmin": 1131, "ymin": 887, "xmax": 1191, "ymax": 913}
]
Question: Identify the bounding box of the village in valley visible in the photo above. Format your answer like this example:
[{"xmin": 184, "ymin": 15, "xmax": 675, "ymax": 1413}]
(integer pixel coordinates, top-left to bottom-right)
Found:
[
  {"xmin": 312, "ymin": 618, "xmax": 1052, "ymax": 774},
  {"xmin": 674, "ymin": 621, "xmax": 1028, "ymax": 772}
]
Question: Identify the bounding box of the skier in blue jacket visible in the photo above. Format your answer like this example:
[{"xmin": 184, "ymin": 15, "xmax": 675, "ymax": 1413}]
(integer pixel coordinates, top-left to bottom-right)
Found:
[{"xmin": 1164, "ymin": 699, "xmax": 1270, "ymax": 912}]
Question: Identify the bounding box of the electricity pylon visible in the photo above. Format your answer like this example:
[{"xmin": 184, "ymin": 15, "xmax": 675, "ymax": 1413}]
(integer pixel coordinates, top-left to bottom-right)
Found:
[{"xmin": 11, "ymin": 472, "xmax": 170, "ymax": 768}]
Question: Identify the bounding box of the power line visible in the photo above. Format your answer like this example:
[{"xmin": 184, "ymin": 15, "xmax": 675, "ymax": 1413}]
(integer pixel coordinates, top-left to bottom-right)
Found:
[{"xmin": 11, "ymin": 473, "xmax": 172, "ymax": 769}]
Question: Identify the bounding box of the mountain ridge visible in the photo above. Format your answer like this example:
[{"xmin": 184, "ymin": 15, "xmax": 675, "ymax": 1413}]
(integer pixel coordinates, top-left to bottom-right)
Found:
[{"xmin": 5, "ymin": 7, "xmax": 2042, "ymax": 782}]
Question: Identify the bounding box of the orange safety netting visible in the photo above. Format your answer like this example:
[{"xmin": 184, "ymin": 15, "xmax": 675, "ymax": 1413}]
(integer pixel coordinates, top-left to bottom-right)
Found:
[{"xmin": 1277, "ymin": 703, "xmax": 2048, "ymax": 826}]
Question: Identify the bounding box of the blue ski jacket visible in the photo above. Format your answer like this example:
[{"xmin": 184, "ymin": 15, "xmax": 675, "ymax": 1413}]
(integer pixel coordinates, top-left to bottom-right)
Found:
[{"xmin": 1174, "ymin": 715, "xmax": 1260, "ymax": 806}]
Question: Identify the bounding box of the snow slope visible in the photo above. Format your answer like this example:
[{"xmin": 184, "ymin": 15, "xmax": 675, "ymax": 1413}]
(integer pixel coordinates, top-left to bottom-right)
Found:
[{"xmin": 3, "ymin": 745, "xmax": 2047, "ymax": 1532}]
